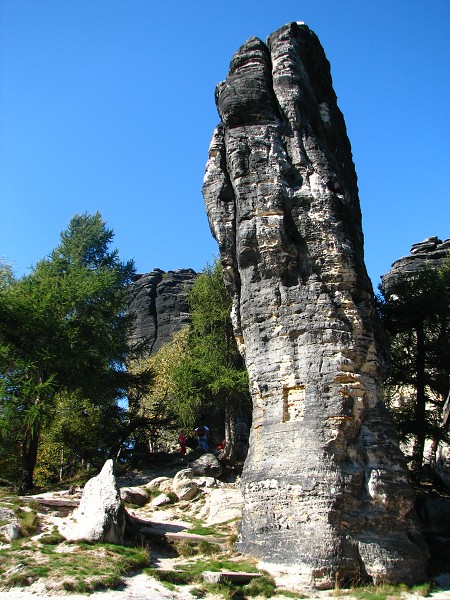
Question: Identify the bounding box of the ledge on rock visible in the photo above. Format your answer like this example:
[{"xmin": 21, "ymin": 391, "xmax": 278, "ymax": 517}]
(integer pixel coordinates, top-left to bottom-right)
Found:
[{"xmin": 381, "ymin": 236, "xmax": 450, "ymax": 295}]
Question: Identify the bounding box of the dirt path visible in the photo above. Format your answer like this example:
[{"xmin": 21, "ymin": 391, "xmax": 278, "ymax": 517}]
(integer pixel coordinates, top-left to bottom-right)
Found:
[{"xmin": 0, "ymin": 578, "xmax": 449, "ymax": 600}]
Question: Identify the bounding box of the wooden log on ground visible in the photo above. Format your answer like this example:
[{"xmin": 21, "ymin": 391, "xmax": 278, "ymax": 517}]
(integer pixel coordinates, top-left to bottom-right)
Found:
[
  {"xmin": 202, "ymin": 570, "xmax": 262, "ymax": 584},
  {"xmin": 140, "ymin": 527, "xmax": 228, "ymax": 547},
  {"xmin": 27, "ymin": 497, "xmax": 80, "ymax": 508}
]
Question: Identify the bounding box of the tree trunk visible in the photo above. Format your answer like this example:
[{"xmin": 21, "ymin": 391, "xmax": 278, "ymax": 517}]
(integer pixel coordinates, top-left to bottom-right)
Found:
[
  {"xmin": 223, "ymin": 396, "xmax": 237, "ymax": 463},
  {"xmin": 410, "ymin": 322, "xmax": 426, "ymax": 481},
  {"xmin": 19, "ymin": 429, "xmax": 40, "ymax": 493},
  {"xmin": 429, "ymin": 438, "xmax": 438, "ymax": 470},
  {"xmin": 59, "ymin": 447, "xmax": 64, "ymax": 481}
]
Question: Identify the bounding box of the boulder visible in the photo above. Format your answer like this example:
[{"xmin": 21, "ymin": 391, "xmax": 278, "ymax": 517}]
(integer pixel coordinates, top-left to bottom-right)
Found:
[
  {"xmin": 172, "ymin": 469, "xmax": 198, "ymax": 501},
  {"xmin": 190, "ymin": 453, "xmax": 222, "ymax": 478},
  {"xmin": 151, "ymin": 493, "xmax": 171, "ymax": 507},
  {"xmin": 59, "ymin": 460, "xmax": 126, "ymax": 544},
  {"xmin": 195, "ymin": 476, "xmax": 218, "ymax": 488},
  {"xmin": 119, "ymin": 486, "xmax": 149, "ymax": 506},
  {"xmin": 202, "ymin": 21, "xmax": 427, "ymax": 587},
  {"xmin": 145, "ymin": 476, "xmax": 173, "ymax": 494},
  {"xmin": 199, "ymin": 488, "xmax": 244, "ymax": 525},
  {"xmin": 0, "ymin": 507, "xmax": 21, "ymax": 542}
]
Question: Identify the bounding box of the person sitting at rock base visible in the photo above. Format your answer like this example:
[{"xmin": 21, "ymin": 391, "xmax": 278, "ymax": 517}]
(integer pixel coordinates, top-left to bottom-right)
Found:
[{"xmin": 194, "ymin": 425, "xmax": 209, "ymax": 450}]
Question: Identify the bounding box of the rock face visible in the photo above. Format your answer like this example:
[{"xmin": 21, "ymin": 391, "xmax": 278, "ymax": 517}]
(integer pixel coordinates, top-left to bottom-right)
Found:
[
  {"xmin": 59, "ymin": 460, "xmax": 127, "ymax": 544},
  {"xmin": 127, "ymin": 268, "xmax": 197, "ymax": 354},
  {"xmin": 381, "ymin": 236, "xmax": 450, "ymax": 294},
  {"xmin": 0, "ymin": 507, "xmax": 21, "ymax": 542},
  {"xmin": 202, "ymin": 22, "xmax": 427, "ymax": 588}
]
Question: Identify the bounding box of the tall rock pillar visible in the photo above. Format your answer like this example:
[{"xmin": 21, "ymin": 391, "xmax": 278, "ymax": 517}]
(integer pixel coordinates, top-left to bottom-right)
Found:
[{"xmin": 202, "ymin": 23, "xmax": 426, "ymax": 588}]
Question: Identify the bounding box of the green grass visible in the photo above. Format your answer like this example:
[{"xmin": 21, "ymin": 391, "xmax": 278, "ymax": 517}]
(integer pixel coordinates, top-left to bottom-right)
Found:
[
  {"xmin": 188, "ymin": 524, "xmax": 221, "ymax": 535},
  {"xmin": 145, "ymin": 557, "xmax": 265, "ymax": 599},
  {"xmin": 349, "ymin": 581, "xmax": 432, "ymax": 600},
  {"xmin": 177, "ymin": 557, "xmax": 259, "ymax": 576},
  {"xmin": 16, "ymin": 507, "xmax": 39, "ymax": 536},
  {"xmin": 146, "ymin": 568, "xmax": 194, "ymax": 586},
  {"xmin": 0, "ymin": 539, "xmax": 149, "ymax": 591},
  {"xmin": 0, "ymin": 491, "xmax": 40, "ymax": 538},
  {"xmin": 145, "ymin": 567, "xmax": 274, "ymax": 600},
  {"xmin": 195, "ymin": 574, "xmax": 277, "ymax": 600},
  {"xmin": 38, "ymin": 527, "xmax": 65, "ymax": 545}
]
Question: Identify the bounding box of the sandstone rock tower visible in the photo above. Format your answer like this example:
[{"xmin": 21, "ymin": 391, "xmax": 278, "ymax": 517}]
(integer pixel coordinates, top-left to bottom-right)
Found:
[{"xmin": 203, "ymin": 23, "xmax": 426, "ymax": 588}]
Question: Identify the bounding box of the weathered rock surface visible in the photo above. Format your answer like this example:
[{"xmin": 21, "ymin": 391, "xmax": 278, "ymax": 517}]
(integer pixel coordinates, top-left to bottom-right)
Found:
[
  {"xmin": 127, "ymin": 269, "xmax": 197, "ymax": 354},
  {"xmin": 59, "ymin": 460, "xmax": 127, "ymax": 544},
  {"xmin": 190, "ymin": 453, "xmax": 223, "ymax": 478},
  {"xmin": 381, "ymin": 236, "xmax": 450, "ymax": 295},
  {"xmin": 199, "ymin": 487, "xmax": 244, "ymax": 525},
  {"xmin": 119, "ymin": 486, "xmax": 149, "ymax": 507},
  {"xmin": 0, "ymin": 507, "xmax": 21, "ymax": 542},
  {"xmin": 151, "ymin": 493, "xmax": 171, "ymax": 507},
  {"xmin": 144, "ymin": 476, "xmax": 173, "ymax": 493},
  {"xmin": 203, "ymin": 22, "xmax": 427, "ymax": 588},
  {"xmin": 172, "ymin": 469, "xmax": 198, "ymax": 501}
]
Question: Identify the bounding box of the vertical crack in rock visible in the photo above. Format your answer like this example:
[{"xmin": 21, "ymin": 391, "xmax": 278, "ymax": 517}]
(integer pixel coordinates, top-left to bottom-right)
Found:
[
  {"xmin": 127, "ymin": 269, "xmax": 197, "ymax": 355},
  {"xmin": 202, "ymin": 22, "xmax": 427, "ymax": 588}
]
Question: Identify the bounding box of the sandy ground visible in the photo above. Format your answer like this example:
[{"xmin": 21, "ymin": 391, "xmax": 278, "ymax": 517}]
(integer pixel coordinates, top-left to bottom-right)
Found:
[
  {"xmin": 0, "ymin": 578, "xmax": 449, "ymax": 600},
  {"xmin": 0, "ymin": 568, "xmax": 449, "ymax": 600}
]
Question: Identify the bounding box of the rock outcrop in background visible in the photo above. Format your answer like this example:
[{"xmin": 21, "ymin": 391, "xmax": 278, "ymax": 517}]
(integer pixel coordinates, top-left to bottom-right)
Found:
[
  {"xmin": 381, "ymin": 236, "xmax": 450, "ymax": 294},
  {"xmin": 127, "ymin": 268, "xmax": 197, "ymax": 355},
  {"xmin": 203, "ymin": 22, "xmax": 427, "ymax": 588}
]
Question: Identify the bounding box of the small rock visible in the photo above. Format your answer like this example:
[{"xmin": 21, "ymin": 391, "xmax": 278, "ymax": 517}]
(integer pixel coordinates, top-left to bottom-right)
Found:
[
  {"xmin": 0, "ymin": 522, "xmax": 21, "ymax": 542},
  {"xmin": 120, "ymin": 486, "xmax": 149, "ymax": 506},
  {"xmin": 196, "ymin": 476, "xmax": 218, "ymax": 488},
  {"xmin": 144, "ymin": 476, "xmax": 173, "ymax": 493},
  {"xmin": 0, "ymin": 507, "xmax": 21, "ymax": 542},
  {"xmin": 199, "ymin": 488, "xmax": 243, "ymax": 525},
  {"xmin": 202, "ymin": 570, "xmax": 262, "ymax": 584},
  {"xmin": 151, "ymin": 493, "xmax": 171, "ymax": 507}
]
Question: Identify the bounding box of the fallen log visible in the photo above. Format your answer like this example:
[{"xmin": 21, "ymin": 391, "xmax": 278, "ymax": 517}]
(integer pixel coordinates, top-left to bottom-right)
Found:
[
  {"xmin": 26, "ymin": 497, "xmax": 80, "ymax": 508},
  {"xmin": 202, "ymin": 570, "xmax": 262, "ymax": 584},
  {"xmin": 140, "ymin": 527, "xmax": 228, "ymax": 547}
]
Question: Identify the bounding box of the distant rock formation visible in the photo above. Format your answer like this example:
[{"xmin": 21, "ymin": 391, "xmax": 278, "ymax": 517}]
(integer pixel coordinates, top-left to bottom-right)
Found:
[
  {"xmin": 127, "ymin": 268, "xmax": 197, "ymax": 355},
  {"xmin": 381, "ymin": 236, "xmax": 450, "ymax": 294},
  {"xmin": 203, "ymin": 22, "xmax": 427, "ymax": 588}
]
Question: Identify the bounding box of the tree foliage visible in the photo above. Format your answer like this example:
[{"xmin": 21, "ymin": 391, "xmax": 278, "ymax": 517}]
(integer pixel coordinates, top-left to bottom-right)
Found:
[
  {"xmin": 171, "ymin": 260, "xmax": 250, "ymax": 460},
  {"xmin": 128, "ymin": 328, "xmax": 188, "ymax": 453},
  {"xmin": 0, "ymin": 212, "xmax": 152, "ymax": 490},
  {"xmin": 131, "ymin": 259, "xmax": 250, "ymax": 462},
  {"xmin": 378, "ymin": 257, "xmax": 450, "ymax": 479}
]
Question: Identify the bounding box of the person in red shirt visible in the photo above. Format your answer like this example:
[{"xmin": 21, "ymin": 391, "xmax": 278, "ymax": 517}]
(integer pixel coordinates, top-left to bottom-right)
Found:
[{"xmin": 178, "ymin": 431, "xmax": 187, "ymax": 455}]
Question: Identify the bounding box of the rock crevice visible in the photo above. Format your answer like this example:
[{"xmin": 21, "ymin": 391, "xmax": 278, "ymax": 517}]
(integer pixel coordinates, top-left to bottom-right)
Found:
[{"xmin": 203, "ymin": 22, "xmax": 427, "ymax": 588}]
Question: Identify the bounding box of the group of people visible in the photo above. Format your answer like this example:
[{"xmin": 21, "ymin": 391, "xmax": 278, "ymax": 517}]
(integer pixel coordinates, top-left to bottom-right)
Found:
[
  {"xmin": 178, "ymin": 425, "xmax": 209, "ymax": 455},
  {"xmin": 178, "ymin": 425, "xmax": 226, "ymax": 455}
]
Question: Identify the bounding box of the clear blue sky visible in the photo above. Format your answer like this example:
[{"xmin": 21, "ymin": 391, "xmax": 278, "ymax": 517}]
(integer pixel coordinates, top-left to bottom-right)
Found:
[{"xmin": 1, "ymin": 1, "xmax": 449, "ymax": 289}]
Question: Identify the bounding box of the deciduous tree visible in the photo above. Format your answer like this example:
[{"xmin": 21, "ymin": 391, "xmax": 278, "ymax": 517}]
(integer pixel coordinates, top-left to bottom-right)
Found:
[{"xmin": 171, "ymin": 260, "xmax": 250, "ymax": 462}]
